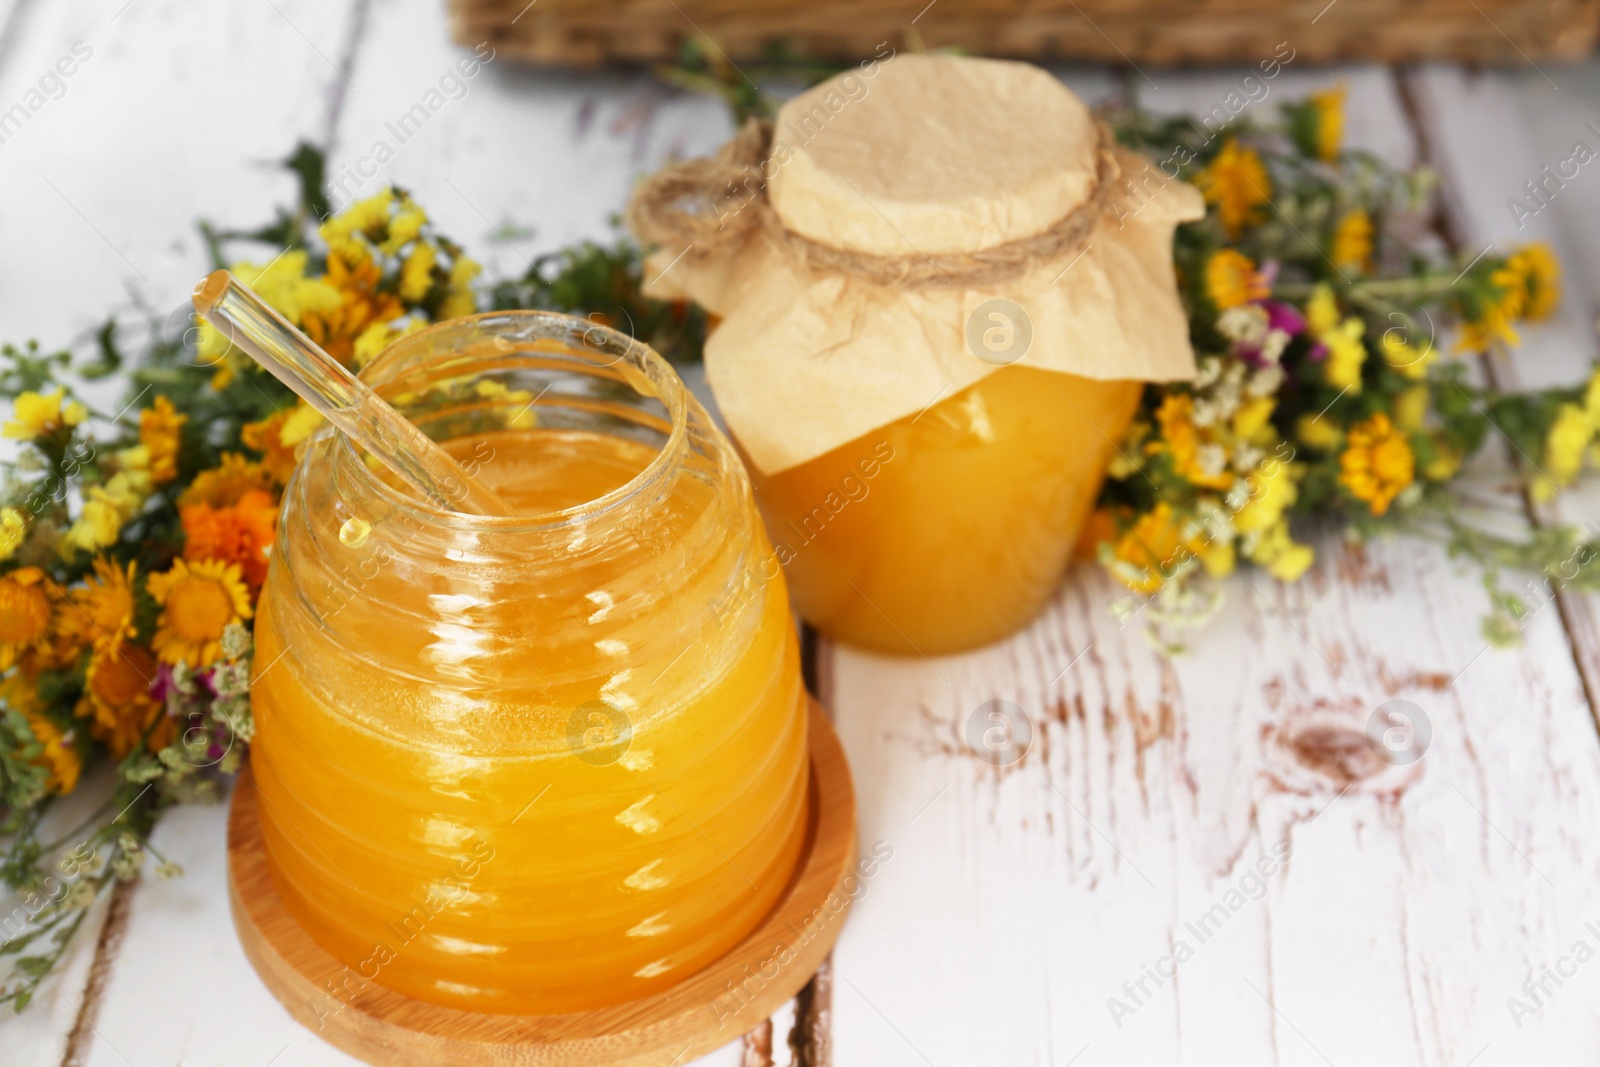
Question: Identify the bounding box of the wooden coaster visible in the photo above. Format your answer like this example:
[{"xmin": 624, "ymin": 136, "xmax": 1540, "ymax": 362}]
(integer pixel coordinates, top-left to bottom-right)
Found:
[{"xmin": 227, "ymin": 698, "xmax": 857, "ymax": 1067}]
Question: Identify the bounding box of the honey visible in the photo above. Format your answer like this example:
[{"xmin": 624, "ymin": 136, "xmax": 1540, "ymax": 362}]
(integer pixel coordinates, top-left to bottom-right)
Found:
[
  {"xmin": 250, "ymin": 314, "xmax": 809, "ymax": 1014},
  {"xmin": 745, "ymin": 365, "xmax": 1140, "ymax": 655}
]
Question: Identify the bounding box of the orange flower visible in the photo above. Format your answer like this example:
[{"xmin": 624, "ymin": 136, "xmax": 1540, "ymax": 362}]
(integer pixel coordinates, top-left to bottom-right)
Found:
[
  {"xmin": 1111, "ymin": 504, "xmax": 1202, "ymax": 594},
  {"xmin": 66, "ymin": 557, "xmax": 139, "ymax": 651},
  {"xmin": 75, "ymin": 643, "xmax": 169, "ymax": 759},
  {"xmin": 1339, "ymin": 412, "xmax": 1416, "ymax": 515},
  {"xmin": 242, "ymin": 414, "xmax": 301, "ymax": 486},
  {"xmin": 1197, "ymin": 139, "xmax": 1272, "ymax": 237},
  {"xmin": 139, "ymin": 395, "xmax": 187, "ymax": 484},
  {"xmin": 181, "ymin": 453, "xmax": 276, "ymax": 508},
  {"xmin": 300, "ymin": 244, "xmax": 404, "ymax": 365},
  {"xmin": 181, "ymin": 490, "xmax": 278, "ymax": 588},
  {"xmin": 147, "ymin": 559, "xmax": 252, "ymax": 667},
  {"xmin": 0, "ymin": 567, "xmax": 67, "ymax": 671},
  {"xmin": 1205, "ymin": 250, "xmax": 1269, "ymax": 310}
]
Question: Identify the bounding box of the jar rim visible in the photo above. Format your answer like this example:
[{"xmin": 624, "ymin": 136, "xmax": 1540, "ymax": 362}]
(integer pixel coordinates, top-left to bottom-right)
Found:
[{"xmin": 326, "ymin": 309, "xmax": 689, "ymax": 532}]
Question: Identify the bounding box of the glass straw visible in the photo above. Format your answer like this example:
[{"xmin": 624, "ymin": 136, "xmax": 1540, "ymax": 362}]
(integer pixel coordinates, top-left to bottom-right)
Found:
[{"xmin": 192, "ymin": 270, "xmax": 509, "ymax": 517}]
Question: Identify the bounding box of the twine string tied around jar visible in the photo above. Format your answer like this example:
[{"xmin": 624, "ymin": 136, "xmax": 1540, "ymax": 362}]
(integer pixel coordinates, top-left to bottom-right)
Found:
[{"xmin": 626, "ymin": 118, "xmax": 1125, "ymax": 290}]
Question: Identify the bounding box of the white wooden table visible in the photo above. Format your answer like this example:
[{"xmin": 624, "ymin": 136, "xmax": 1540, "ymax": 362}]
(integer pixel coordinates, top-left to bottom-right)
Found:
[{"xmin": 4, "ymin": 2, "xmax": 1600, "ymax": 1064}]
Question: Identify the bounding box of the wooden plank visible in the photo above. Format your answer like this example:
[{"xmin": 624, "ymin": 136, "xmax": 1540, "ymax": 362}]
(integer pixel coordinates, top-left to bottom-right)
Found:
[
  {"xmin": 1501, "ymin": 64, "xmax": 1600, "ymax": 309},
  {"xmin": 822, "ymin": 65, "xmax": 1600, "ymax": 1066},
  {"xmin": 1404, "ymin": 65, "xmax": 1600, "ymax": 718}
]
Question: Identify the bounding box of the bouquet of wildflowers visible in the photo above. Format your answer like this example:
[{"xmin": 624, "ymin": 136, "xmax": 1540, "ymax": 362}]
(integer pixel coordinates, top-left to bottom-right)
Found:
[
  {"xmin": 1092, "ymin": 86, "xmax": 1592, "ymax": 644},
  {"xmin": 0, "ymin": 170, "xmax": 493, "ymax": 1008}
]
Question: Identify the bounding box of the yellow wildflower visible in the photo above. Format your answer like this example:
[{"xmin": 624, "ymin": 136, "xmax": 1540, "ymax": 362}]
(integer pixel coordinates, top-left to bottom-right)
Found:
[
  {"xmin": 1531, "ymin": 402, "xmax": 1592, "ymax": 502},
  {"xmin": 354, "ymin": 322, "xmax": 397, "ymax": 367},
  {"xmin": 139, "ymin": 395, "xmax": 187, "ymax": 484},
  {"xmin": 1394, "ymin": 385, "xmax": 1430, "ymax": 432},
  {"xmin": 1506, "ymin": 242, "xmax": 1561, "ymax": 322},
  {"xmin": 1234, "ymin": 459, "xmax": 1299, "ymax": 534},
  {"xmin": 321, "ymin": 189, "xmax": 396, "ymax": 245},
  {"xmin": 1339, "ymin": 412, "xmax": 1415, "ymax": 515},
  {"xmin": 1309, "ymin": 86, "xmax": 1346, "ymax": 161},
  {"xmin": 400, "ymin": 242, "xmax": 438, "ymax": 303},
  {"xmin": 3, "ymin": 389, "xmax": 86, "ymax": 440},
  {"xmin": 1232, "ymin": 397, "xmax": 1277, "ymax": 442},
  {"xmin": 76, "ymin": 643, "xmax": 167, "ymax": 759},
  {"xmin": 0, "ymin": 508, "xmax": 27, "ymax": 563},
  {"xmin": 1380, "ymin": 331, "xmax": 1437, "ymax": 381},
  {"xmin": 233, "ymin": 249, "xmax": 343, "ymax": 326},
  {"xmin": 65, "ymin": 498, "xmax": 124, "ymax": 554},
  {"xmin": 1205, "ymin": 250, "xmax": 1269, "ymax": 310},
  {"xmin": 1197, "ymin": 139, "xmax": 1271, "ymax": 237},
  {"xmin": 1323, "ymin": 319, "xmax": 1366, "ymax": 393},
  {"xmin": 65, "ymin": 472, "xmax": 148, "ymax": 554},
  {"xmin": 1457, "ymin": 265, "xmax": 1525, "ymax": 353},
  {"xmin": 439, "ymin": 256, "xmax": 481, "ymax": 320},
  {"xmin": 3, "ymin": 675, "xmax": 81, "ymax": 795},
  {"xmin": 381, "ymin": 202, "xmax": 428, "ymax": 254},
  {"xmin": 1199, "ymin": 538, "xmax": 1237, "ymax": 579},
  {"xmin": 0, "ymin": 568, "xmax": 64, "ymax": 671},
  {"xmin": 279, "ymin": 404, "xmax": 327, "ymax": 447},
  {"xmin": 1306, "ymin": 284, "xmax": 1339, "ymax": 336},
  {"xmin": 1306, "ymin": 285, "xmax": 1366, "ymax": 393},
  {"xmin": 1250, "ymin": 519, "xmax": 1316, "ymax": 582},
  {"xmin": 117, "ymin": 444, "xmax": 150, "ymax": 474},
  {"xmin": 1296, "ymin": 414, "xmax": 1344, "ymax": 452},
  {"xmin": 66, "ymin": 557, "xmax": 139, "ymax": 651},
  {"xmin": 147, "ymin": 558, "xmax": 252, "ymax": 667},
  {"xmin": 1331, "ymin": 209, "xmax": 1373, "ymax": 273}
]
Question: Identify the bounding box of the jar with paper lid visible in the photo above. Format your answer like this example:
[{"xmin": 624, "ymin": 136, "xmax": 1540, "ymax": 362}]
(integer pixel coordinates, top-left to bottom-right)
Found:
[{"xmin": 629, "ymin": 54, "xmax": 1202, "ymax": 655}]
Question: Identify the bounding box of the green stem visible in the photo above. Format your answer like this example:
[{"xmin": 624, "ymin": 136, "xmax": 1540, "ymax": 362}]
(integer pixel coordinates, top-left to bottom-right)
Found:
[{"xmin": 35, "ymin": 797, "xmax": 114, "ymax": 856}]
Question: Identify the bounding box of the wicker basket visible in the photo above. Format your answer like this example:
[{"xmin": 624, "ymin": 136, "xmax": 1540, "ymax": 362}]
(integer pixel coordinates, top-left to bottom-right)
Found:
[{"xmin": 450, "ymin": 0, "xmax": 1600, "ymax": 66}]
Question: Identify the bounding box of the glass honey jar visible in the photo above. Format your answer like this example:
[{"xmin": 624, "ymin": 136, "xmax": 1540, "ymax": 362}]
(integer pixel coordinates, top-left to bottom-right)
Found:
[{"xmin": 249, "ymin": 312, "xmax": 809, "ymax": 1014}]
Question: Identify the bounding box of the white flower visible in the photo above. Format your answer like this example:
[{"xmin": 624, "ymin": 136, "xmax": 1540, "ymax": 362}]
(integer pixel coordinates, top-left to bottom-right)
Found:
[
  {"xmin": 1217, "ymin": 305, "xmax": 1269, "ymax": 344},
  {"xmin": 1198, "ymin": 503, "xmax": 1237, "ymax": 540},
  {"xmin": 1259, "ymin": 328, "xmax": 1291, "ymax": 365},
  {"xmin": 1248, "ymin": 365, "xmax": 1286, "ymax": 397},
  {"xmin": 1198, "ymin": 443, "xmax": 1229, "ymax": 479},
  {"xmin": 1194, "ymin": 357, "xmax": 1224, "ymax": 390},
  {"xmin": 1213, "ymin": 381, "xmax": 1243, "ymax": 421}
]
